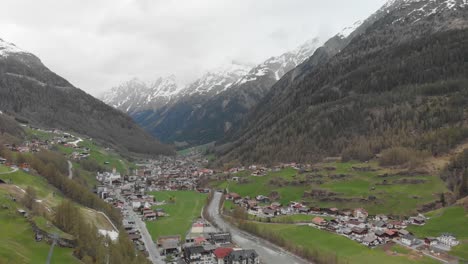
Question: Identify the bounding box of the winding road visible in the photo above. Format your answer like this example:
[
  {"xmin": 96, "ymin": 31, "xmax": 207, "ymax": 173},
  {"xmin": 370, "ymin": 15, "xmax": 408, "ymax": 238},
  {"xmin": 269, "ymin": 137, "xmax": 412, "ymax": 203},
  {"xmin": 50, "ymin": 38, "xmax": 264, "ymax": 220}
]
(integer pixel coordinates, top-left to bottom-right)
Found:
[{"xmin": 207, "ymin": 191, "xmax": 311, "ymax": 264}]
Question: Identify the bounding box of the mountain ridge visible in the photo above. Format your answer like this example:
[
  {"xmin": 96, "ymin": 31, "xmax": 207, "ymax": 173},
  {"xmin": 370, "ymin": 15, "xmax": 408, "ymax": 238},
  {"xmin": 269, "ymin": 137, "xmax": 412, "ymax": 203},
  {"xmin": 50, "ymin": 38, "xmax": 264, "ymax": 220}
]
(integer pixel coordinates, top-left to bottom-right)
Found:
[
  {"xmin": 217, "ymin": 0, "xmax": 468, "ymax": 164},
  {"xmin": 0, "ymin": 38, "xmax": 174, "ymax": 156}
]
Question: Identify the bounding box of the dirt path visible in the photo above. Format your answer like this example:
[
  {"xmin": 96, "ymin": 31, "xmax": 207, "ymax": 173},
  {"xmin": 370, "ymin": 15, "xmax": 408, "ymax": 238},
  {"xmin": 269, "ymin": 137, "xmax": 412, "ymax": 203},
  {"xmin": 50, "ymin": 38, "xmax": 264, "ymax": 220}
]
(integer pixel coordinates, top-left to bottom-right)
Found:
[{"xmin": 67, "ymin": 161, "xmax": 73, "ymax": 179}]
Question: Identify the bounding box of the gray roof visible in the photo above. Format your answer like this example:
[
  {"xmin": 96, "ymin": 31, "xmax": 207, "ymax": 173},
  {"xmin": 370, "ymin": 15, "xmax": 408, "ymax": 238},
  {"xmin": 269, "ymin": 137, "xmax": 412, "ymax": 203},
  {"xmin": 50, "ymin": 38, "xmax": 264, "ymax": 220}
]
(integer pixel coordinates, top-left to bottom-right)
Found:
[
  {"xmin": 162, "ymin": 240, "xmax": 180, "ymax": 250},
  {"xmin": 185, "ymin": 245, "xmax": 206, "ymax": 255},
  {"xmin": 402, "ymin": 234, "xmax": 416, "ymax": 240},
  {"xmin": 228, "ymin": 249, "xmax": 258, "ymax": 261}
]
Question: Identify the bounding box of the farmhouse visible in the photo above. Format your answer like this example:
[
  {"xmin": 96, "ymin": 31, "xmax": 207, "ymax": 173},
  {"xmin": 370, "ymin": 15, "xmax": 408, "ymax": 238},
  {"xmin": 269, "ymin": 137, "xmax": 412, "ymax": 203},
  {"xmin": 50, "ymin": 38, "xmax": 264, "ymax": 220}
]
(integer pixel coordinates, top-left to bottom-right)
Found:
[
  {"xmin": 312, "ymin": 217, "xmax": 327, "ymax": 226},
  {"xmin": 225, "ymin": 193, "xmax": 241, "ymax": 201},
  {"xmin": 158, "ymin": 235, "xmax": 181, "ymax": 256},
  {"xmin": 353, "ymin": 208, "xmax": 368, "ymax": 219},
  {"xmin": 401, "ymin": 234, "xmax": 419, "ymax": 246},
  {"xmin": 410, "ymin": 215, "xmax": 426, "ymax": 225}
]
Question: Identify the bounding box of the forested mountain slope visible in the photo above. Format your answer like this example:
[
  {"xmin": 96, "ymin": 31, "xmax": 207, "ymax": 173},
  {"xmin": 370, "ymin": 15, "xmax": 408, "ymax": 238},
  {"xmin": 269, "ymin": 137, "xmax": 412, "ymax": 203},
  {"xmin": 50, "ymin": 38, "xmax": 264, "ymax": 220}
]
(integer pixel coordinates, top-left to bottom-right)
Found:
[
  {"xmin": 218, "ymin": 0, "xmax": 468, "ymax": 164},
  {"xmin": 0, "ymin": 38, "xmax": 173, "ymax": 156}
]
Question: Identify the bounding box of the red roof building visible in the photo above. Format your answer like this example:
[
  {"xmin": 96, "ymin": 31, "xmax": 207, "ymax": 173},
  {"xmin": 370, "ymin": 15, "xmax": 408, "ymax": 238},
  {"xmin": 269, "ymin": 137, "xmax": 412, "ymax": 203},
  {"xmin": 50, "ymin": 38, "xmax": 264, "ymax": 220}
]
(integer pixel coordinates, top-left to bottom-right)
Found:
[{"xmin": 213, "ymin": 247, "xmax": 234, "ymax": 259}]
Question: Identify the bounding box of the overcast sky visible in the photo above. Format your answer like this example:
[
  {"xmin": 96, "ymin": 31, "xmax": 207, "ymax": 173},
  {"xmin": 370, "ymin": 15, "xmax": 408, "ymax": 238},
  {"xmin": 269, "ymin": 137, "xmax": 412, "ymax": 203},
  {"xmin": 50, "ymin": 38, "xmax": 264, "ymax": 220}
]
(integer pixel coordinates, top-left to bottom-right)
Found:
[{"xmin": 0, "ymin": 0, "xmax": 387, "ymax": 96}]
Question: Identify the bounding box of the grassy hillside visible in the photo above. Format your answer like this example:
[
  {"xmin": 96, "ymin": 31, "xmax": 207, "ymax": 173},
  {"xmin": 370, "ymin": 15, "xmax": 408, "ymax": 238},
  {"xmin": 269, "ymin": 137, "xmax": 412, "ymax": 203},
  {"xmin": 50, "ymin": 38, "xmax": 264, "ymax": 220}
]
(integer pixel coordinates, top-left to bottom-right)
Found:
[
  {"xmin": 24, "ymin": 127, "xmax": 138, "ymax": 190},
  {"xmin": 0, "ymin": 188, "xmax": 79, "ymax": 264},
  {"xmin": 212, "ymin": 162, "xmax": 447, "ymax": 216},
  {"xmin": 0, "ymin": 164, "xmax": 114, "ymax": 231},
  {"xmin": 146, "ymin": 191, "xmax": 207, "ymax": 240},
  {"xmin": 407, "ymin": 206, "xmax": 468, "ymax": 260}
]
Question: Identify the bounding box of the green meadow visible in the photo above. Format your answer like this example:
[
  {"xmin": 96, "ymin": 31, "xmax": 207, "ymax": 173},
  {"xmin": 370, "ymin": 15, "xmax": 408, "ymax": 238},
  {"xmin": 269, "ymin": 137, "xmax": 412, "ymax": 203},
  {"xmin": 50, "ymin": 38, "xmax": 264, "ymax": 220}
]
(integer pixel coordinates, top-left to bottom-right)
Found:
[
  {"xmin": 407, "ymin": 206, "xmax": 468, "ymax": 260},
  {"xmin": 0, "ymin": 189, "xmax": 79, "ymax": 264},
  {"xmin": 248, "ymin": 223, "xmax": 439, "ymax": 264},
  {"xmin": 212, "ymin": 161, "xmax": 447, "ymax": 216},
  {"xmin": 146, "ymin": 191, "xmax": 207, "ymax": 241}
]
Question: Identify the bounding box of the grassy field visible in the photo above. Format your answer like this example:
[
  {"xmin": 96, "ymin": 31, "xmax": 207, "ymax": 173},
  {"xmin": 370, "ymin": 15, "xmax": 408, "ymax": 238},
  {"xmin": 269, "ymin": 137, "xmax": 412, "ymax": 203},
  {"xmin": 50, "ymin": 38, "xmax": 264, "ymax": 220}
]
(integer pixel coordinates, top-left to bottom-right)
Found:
[
  {"xmin": 26, "ymin": 128, "xmax": 134, "ymax": 176},
  {"xmin": 33, "ymin": 216, "xmax": 74, "ymax": 240},
  {"xmin": 77, "ymin": 139, "xmax": 133, "ymax": 175},
  {"xmin": 211, "ymin": 161, "xmax": 448, "ymax": 215},
  {"xmin": 0, "ymin": 165, "xmax": 12, "ymax": 173},
  {"xmin": 407, "ymin": 206, "xmax": 468, "ymax": 260},
  {"xmin": 25, "ymin": 128, "xmax": 55, "ymax": 141},
  {"xmin": 407, "ymin": 206, "xmax": 468, "ymax": 239},
  {"xmin": 0, "ymin": 165, "xmax": 114, "ymax": 232},
  {"xmin": 248, "ymin": 222, "xmax": 439, "ymax": 264},
  {"xmin": 0, "ymin": 167, "xmax": 64, "ymax": 209},
  {"xmin": 0, "ymin": 189, "xmax": 79, "ymax": 264},
  {"xmin": 146, "ymin": 191, "xmax": 207, "ymax": 241},
  {"xmin": 223, "ymin": 199, "xmax": 235, "ymax": 211}
]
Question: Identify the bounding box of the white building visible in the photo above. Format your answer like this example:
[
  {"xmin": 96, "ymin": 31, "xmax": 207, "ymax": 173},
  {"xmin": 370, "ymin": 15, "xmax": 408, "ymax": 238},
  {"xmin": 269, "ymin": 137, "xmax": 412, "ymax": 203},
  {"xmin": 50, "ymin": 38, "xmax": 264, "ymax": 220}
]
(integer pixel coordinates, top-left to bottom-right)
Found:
[
  {"xmin": 401, "ymin": 234, "xmax": 419, "ymax": 246},
  {"xmin": 438, "ymin": 233, "xmax": 459, "ymax": 247}
]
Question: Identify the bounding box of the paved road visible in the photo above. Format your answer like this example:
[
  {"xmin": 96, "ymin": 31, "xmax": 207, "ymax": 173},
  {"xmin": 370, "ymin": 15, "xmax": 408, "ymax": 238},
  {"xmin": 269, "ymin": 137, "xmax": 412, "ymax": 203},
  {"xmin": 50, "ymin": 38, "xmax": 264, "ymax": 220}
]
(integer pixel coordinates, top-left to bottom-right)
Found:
[
  {"xmin": 67, "ymin": 161, "xmax": 73, "ymax": 179},
  {"xmin": 207, "ymin": 192, "xmax": 311, "ymax": 264},
  {"xmin": 126, "ymin": 205, "xmax": 164, "ymax": 264}
]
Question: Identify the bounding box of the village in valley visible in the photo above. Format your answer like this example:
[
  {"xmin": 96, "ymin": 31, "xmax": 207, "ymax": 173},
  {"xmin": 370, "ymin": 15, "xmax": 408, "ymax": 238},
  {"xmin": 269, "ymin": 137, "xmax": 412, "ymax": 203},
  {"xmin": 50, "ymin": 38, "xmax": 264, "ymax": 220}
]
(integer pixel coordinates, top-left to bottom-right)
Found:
[{"xmin": 1, "ymin": 126, "xmax": 467, "ymax": 264}]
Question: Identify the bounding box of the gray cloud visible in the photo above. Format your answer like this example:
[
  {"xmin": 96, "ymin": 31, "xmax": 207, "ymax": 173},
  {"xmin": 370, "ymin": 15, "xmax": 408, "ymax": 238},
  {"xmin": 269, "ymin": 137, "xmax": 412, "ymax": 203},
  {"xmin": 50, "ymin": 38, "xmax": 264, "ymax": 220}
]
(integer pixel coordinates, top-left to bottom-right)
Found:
[{"xmin": 0, "ymin": 0, "xmax": 387, "ymax": 96}]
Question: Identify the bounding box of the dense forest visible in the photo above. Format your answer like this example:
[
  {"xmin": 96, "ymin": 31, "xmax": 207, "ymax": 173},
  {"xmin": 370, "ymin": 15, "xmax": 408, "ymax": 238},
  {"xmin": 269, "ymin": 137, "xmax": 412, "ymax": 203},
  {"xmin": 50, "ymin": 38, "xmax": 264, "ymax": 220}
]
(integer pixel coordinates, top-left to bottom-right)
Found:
[
  {"xmin": 218, "ymin": 8, "xmax": 468, "ymax": 166},
  {"xmin": 441, "ymin": 149, "xmax": 468, "ymax": 199}
]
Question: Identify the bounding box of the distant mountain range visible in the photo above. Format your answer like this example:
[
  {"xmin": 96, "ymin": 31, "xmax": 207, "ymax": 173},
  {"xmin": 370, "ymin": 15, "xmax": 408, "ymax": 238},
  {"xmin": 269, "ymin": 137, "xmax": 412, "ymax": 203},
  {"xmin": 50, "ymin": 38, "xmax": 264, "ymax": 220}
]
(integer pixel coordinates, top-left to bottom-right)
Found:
[
  {"xmin": 101, "ymin": 38, "xmax": 322, "ymax": 147},
  {"xmin": 0, "ymin": 38, "xmax": 173, "ymax": 156}
]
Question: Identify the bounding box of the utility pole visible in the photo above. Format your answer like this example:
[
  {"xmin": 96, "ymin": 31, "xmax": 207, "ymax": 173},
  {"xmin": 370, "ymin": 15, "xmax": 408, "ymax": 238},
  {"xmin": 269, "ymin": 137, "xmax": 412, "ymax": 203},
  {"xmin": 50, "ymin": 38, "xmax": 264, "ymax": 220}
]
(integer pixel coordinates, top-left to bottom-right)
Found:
[{"xmin": 46, "ymin": 233, "xmax": 59, "ymax": 264}]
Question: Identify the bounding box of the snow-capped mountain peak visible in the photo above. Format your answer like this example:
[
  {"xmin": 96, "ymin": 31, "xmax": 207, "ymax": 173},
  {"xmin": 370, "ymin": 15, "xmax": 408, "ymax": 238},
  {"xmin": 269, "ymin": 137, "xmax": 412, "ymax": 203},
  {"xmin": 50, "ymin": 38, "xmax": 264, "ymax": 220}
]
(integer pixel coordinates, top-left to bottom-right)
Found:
[
  {"xmin": 381, "ymin": 0, "xmax": 468, "ymax": 23},
  {"xmin": 0, "ymin": 38, "xmax": 28, "ymax": 57},
  {"xmin": 180, "ymin": 62, "xmax": 253, "ymax": 96},
  {"xmin": 102, "ymin": 38, "xmax": 323, "ymax": 113},
  {"xmin": 101, "ymin": 75, "xmax": 180, "ymax": 113},
  {"xmin": 235, "ymin": 37, "xmax": 322, "ymax": 84}
]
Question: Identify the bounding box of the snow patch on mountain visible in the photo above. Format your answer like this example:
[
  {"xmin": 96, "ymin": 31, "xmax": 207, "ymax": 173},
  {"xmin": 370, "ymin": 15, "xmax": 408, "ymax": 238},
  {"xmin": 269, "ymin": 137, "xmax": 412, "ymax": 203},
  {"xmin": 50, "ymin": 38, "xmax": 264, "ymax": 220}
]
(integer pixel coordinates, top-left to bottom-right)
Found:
[
  {"xmin": 102, "ymin": 38, "xmax": 322, "ymax": 113},
  {"xmin": 338, "ymin": 20, "xmax": 363, "ymax": 39},
  {"xmin": 234, "ymin": 38, "xmax": 322, "ymax": 85},
  {"xmin": 101, "ymin": 75, "xmax": 180, "ymax": 113},
  {"xmin": 381, "ymin": 0, "xmax": 468, "ymax": 23},
  {"xmin": 0, "ymin": 38, "xmax": 27, "ymax": 57},
  {"xmin": 180, "ymin": 62, "xmax": 253, "ymax": 96}
]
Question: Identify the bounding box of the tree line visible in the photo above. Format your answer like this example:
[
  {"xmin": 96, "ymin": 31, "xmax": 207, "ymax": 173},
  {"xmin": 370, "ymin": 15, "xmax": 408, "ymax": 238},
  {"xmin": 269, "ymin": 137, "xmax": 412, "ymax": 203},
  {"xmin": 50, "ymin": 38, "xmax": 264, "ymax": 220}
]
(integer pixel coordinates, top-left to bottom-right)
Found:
[
  {"xmin": 55, "ymin": 200, "xmax": 149, "ymax": 264},
  {"xmin": 0, "ymin": 147, "xmax": 122, "ymax": 226}
]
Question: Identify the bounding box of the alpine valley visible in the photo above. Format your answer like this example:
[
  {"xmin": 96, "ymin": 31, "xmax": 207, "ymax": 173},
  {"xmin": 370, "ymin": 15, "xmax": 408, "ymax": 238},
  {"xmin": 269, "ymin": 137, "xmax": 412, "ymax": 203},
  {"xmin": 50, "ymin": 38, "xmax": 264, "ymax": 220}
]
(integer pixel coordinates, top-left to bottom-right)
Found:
[
  {"xmin": 1, "ymin": 0, "xmax": 468, "ymax": 264},
  {"xmin": 101, "ymin": 38, "xmax": 323, "ymax": 147}
]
